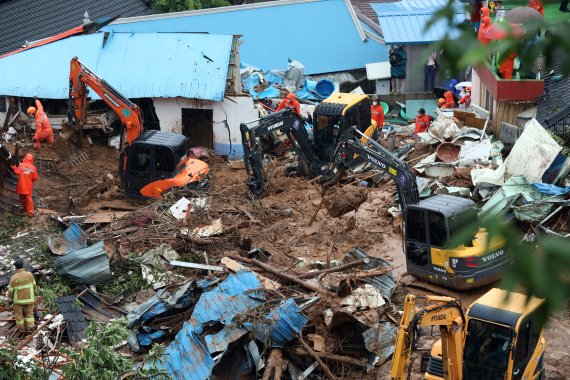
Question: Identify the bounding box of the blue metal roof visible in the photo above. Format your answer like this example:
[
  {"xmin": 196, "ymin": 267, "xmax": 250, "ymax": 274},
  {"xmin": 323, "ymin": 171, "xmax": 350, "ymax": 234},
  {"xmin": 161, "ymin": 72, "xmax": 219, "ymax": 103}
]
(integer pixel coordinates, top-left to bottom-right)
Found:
[
  {"xmin": 103, "ymin": 0, "xmax": 388, "ymax": 75},
  {"xmin": 252, "ymin": 298, "xmax": 308, "ymax": 348},
  {"xmin": 375, "ymin": 10, "xmax": 464, "ymax": 44},
  {"xmin": 0, "ymin": 32, "xmax": 233, "ymax": 101},
  {"xmin": 373, "ymin": 0, "xmax": 460, "ymax": 12}
]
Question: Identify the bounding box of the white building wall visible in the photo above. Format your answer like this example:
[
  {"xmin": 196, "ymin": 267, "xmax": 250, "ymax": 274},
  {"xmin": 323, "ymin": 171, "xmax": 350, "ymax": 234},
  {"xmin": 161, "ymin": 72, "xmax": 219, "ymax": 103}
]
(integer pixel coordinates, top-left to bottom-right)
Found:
[{"xmin": 152, "ymin": 96, "xmax": 258, "ymax": 159}]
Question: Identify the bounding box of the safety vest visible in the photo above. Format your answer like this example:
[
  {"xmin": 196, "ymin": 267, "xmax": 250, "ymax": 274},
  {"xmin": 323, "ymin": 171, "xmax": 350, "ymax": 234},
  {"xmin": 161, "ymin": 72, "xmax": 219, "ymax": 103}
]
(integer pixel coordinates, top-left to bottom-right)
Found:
[{"xmin": 8, "ymin": 269, "xmax": 36, "ymax": 305}]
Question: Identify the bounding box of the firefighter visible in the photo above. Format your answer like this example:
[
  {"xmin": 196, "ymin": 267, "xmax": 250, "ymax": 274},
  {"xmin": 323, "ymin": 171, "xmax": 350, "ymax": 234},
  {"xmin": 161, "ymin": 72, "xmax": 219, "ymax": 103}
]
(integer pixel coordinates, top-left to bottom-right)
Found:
[
  {"xmin": 443, "ymin": 91, "xmax": 456, "ymax": 108},
  {"xmin": 276, "ymin": 93, "xmax": 301, "ymax": 116},
  {"xmin": 459, "ymin": 87, "xmax": 472, "ymax": 108},
  {"xmin": 413, "ymin": 108, "xmax": 431, "ymax": 136},
  {"xmin": 27, "ymin": 99, "xmax": 54, "ymax": 151},
  {"xmin": 8, "ymin": 259, "xmax": 37, "ymax": 334},
  {"xmin": 370, "ymin": 96, "xmax": 385, "ymax": 127},
  {"xmin": 12, "ymin": 153, "xmax": 39, "ymax": 217}
]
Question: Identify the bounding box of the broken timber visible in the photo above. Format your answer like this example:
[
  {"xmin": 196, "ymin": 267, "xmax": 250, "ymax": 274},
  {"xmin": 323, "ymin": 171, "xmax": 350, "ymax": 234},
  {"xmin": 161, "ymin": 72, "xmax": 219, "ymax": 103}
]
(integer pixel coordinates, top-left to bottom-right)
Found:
[{"xmin": 227, "ymin": 254, "xmax": 335, "ymax": 296}]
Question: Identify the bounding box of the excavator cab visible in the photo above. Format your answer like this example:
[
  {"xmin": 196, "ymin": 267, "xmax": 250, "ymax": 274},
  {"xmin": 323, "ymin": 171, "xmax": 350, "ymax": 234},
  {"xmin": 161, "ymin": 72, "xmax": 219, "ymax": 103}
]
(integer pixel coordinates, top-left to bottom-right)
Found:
[
  {"xmin": 424, "ymin": 288, "xmax": 546, "ymax": 380},
  {"xmin": 313, "ymin": 93, "xmax": 375, "ymax": 160},
  {"xmin": 123, "ymin": 130, "xmax": 208, "ymax": 198},
  {"xmin": 404, "ymin": 195, "xmax": 509, "ymax": 290}
]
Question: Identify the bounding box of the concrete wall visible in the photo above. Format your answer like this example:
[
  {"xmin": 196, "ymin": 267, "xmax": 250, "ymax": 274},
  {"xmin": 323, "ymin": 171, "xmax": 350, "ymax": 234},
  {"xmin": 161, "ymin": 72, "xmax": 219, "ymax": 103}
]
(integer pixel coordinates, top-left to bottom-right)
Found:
[
  {"xmin": 153, "ymin": 96, "xmax": 258, "ymax": 159},
  {"xmin": 400, "ymin": 45, "xmax": 443, "ymax": 93}
]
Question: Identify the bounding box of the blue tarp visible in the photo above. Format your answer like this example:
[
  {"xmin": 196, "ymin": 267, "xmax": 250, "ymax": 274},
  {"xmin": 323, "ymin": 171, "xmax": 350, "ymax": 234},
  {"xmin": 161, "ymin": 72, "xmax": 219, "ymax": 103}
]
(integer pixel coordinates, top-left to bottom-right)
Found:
[{"xmin": 533, "ymin": 183, "xmax": 570, "ymax": 195}]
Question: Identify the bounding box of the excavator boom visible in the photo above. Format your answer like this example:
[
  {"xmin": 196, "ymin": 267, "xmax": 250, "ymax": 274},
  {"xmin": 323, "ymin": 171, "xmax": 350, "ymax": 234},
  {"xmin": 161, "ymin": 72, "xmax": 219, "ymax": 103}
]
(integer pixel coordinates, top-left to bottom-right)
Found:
[
  {"xmin": 391, "ymin": 294, "xmax": 466, "ymax": 380},
  {"xmin": 68, "ymin": 56, "xmax": 143, "ymax": 150},
  {"xmin": 324, "ymin": 127, "xmax": 420, "ymax": 211},
  {"xmin": 241, "ymin": 109, "xmax": 325, "ymax": 197}
]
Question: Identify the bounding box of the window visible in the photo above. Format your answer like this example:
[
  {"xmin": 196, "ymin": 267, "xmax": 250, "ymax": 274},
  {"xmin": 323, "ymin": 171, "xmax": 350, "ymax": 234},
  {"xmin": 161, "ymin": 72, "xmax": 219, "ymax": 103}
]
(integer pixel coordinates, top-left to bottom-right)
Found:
[
  {"xmin": 154, "ymin": 146, "xmax": 174, "ymax": 175},
  {"xmin": 406, "ymin": 209, "xmax": 426, "ymax": 243},
  {"xmin": 131, "ymin": 147, "xmax": 151, "ymax": 172},
  {"xmin": 464, "ymin": 319, "xmax": 513, "ymax": 380},
  {"xmin": 0, "ymin": 97, "xmax": 6, "ymax": 112},
  {"xmin": 428, "ymin": 212, "xmax": 447, "ymax": 247},
  {"xmin": 316, "ymin": 115, "xmax": 339, "ymax": 130},
  {"xmin": 512, "ymin": 314, "xmax": 542, "ymax": 380}
]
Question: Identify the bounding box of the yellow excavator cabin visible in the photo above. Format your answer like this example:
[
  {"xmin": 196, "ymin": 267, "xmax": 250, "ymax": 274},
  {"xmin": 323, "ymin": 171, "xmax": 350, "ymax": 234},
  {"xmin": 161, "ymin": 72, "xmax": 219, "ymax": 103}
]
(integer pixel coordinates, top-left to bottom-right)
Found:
[{"xmin": 420, "ymin": 288, "xmax": 546, "ymax": 380}]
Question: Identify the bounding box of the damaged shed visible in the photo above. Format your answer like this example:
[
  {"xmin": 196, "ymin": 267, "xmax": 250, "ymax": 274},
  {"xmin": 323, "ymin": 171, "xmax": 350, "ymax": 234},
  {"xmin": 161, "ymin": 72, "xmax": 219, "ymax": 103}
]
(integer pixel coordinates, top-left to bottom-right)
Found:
[{"xmin": 0, "ymin": 31, "xmax": 257, "ymax": 158}]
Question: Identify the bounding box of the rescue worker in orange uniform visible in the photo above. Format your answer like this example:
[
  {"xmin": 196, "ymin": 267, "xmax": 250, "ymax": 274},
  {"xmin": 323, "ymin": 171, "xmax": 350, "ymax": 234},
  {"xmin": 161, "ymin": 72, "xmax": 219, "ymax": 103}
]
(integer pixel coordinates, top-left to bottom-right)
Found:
[
  {"xmin": 444, "ymin": 91, "xmax": 456, "ymax": 108},
  {"xmin": 499, "ymin": 52, "xmax": 517, "ymax": 79},
  {"xmin": 276, "ymin": 93, "xmax": 301, "ymax": 116},
  {"xmin": 413, "ymin": 108, "xmax": 431, "ymax": 136},
  {"xmin": 12, "ymin": 154, "xmax": 39, "ymax": 217},
  {"xmin": 370, "ymin": 95, "xmax": 384, "ymax": 127},
  {"xmin": 437, "ymin": 98, "xmax": 446, "ymax": 108},
  {"xmin": 8, "ymin": 259, "xmax": 37, "ymax": 334},
  {"xmin": 459, "ymin": 87, "xmax": 472, "ymax": 108},
  {"xmin": 27, "ymin": 99, "xmax": 54, "ymax": 151},
  {"xmin": 477, "ymin": 16, "xmax": 492, "ymax": 45}
]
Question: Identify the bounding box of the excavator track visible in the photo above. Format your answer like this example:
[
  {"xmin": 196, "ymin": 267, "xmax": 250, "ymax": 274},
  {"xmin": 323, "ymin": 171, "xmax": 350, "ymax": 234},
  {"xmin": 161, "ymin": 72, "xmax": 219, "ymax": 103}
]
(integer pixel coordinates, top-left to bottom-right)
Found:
[{"xmin": 399, "ymin": 274, "xmax": 464, "ymax": 300}]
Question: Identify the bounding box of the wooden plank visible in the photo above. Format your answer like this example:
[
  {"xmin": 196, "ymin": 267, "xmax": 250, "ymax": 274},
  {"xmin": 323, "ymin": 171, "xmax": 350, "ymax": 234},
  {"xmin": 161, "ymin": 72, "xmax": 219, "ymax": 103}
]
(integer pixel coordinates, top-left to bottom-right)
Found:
[
  {"xmin": 83, "ymin": 211, "xmax": 129, "ymax": 224},
  {"xmin": 169, "ymin": 260, "xmax": 225, "ymax": 272},
  {"xmin": 221, "ymin": 257, "xmax": 281, "ymax": 291}
]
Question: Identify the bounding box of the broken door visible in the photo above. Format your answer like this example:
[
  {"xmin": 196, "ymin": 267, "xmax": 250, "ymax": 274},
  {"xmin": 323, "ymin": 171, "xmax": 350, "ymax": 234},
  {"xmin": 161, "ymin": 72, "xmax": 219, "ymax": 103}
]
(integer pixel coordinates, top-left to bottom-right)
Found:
[{"xmin": 181, "ymin": 108, "xmax": 213, "ymax": 149}]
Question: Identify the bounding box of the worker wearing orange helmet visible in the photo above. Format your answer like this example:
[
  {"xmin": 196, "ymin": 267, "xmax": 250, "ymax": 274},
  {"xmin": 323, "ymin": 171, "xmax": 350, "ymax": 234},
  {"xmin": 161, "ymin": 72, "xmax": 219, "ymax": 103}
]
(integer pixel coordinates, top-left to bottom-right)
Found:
[
  {"xmin": 27, "ymin": 99, "xmax": 54, "ymax": 151},
  {"xmin": 477, "ymin": 16, "xmax": 492, "ymax": 45},
  {"xmin": 413, "ymin": 108, "xmax": 432, "ymax": 136},
  {"xmin": 437, "ymin": 98, "xmax": 446, "ymax": 108},
  {"xmin": 459, "ymin": 87, "xmax": 472, "ymax": 108},
  {"xmin": 499, "ymin": 52, "xmax": 517, "ymax": 79},
  {"xmin": 276, "ymin": 93, "xmax": 301, "ymax": 116},
  {"xmin": 370, "ymin": 95, "xmax": 385, "ymax": 127},
  {"xmin": 12, "ymin": 154, "xmax": 39, "ymax": 218},
  {"xmin": 444, "ymin": 91, "xmax": 456, "ymax": 108}
]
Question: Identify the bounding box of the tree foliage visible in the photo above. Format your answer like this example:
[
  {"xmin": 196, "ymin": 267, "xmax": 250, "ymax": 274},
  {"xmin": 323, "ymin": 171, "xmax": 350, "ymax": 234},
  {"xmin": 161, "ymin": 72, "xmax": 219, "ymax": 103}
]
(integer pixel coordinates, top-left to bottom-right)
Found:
[
  {"xmin": 426, "ymin": 0, "xmax": 570, "ymax": 77},
  {"xmin": 429, "ymin": 1, "xmax": 570, "ymax": 321},
  {"xmin": 152, "ymin": 0, "xmax": 230, "ymax": 13}
]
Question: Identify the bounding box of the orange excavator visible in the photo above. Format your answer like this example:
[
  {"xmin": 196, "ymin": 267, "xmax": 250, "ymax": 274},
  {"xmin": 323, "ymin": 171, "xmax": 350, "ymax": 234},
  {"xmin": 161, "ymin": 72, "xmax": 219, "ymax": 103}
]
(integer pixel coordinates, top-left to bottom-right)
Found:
[{"xmin": 68, "ymin": 57, "xmax": 208, "ymax": 198}]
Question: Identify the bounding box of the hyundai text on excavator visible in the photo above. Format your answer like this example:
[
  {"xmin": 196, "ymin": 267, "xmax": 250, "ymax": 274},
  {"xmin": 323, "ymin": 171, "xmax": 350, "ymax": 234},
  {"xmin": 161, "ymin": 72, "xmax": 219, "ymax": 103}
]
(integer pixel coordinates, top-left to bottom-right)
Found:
[
  {"xmin": 68, "ymin": 57, "xmax": 208, "ymax": 198},
  {"xmin": 321, "ymin": 127, "xmax": 508, "ymax": 290},
  {"xmin": 241, "ymin": 93, "xmax": 378, "ymax": 197},
  {"xmin": 391, "ymin": 288, "xmax": 546, "ymax": 380}
]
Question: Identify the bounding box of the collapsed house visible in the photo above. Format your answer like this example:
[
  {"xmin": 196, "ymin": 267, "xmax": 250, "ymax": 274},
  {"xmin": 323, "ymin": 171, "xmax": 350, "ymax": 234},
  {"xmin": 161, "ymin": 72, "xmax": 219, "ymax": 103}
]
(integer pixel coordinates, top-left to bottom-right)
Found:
[{"xmin": 0, "ymin": 31, "xmax": 257, "ymax": 159}]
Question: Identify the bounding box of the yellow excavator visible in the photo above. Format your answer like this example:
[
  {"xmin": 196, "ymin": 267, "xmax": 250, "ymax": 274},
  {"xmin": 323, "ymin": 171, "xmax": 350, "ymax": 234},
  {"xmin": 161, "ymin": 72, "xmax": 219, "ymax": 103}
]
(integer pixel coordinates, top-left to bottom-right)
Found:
[
  {"xmin": 241, "ymin": 93, "xmax": 378, "ymax": 197},
  {"xmin": 390, "ymin": 288, "xmax": 546, "ymax": 380}
]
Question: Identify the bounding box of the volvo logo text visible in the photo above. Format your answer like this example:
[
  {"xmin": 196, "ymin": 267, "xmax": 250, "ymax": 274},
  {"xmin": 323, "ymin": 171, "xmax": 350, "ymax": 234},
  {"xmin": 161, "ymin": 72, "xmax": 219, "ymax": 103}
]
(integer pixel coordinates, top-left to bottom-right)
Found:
[{"xmin": 482, "ymin": 250, "xmax": 505, "ymax": 263}]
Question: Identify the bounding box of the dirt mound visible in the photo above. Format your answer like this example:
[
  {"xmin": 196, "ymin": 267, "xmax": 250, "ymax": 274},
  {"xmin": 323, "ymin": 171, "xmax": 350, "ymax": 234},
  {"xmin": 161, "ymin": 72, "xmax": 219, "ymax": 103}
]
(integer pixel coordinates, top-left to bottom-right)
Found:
[{"xmin": 324, "ymin": 186, "xmax": 368, "ymax": 218}]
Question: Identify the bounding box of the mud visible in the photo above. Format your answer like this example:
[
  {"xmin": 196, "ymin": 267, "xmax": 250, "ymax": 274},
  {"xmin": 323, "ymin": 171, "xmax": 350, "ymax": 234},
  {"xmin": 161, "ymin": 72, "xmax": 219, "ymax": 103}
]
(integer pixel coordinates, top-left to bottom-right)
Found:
[
  {"xmin": 324, "ymin": 186, "xmax": 369, "ymax": 218},
  {"xmin": 6, "ymin": 139, "xmax": 570, "ymax": 379}
]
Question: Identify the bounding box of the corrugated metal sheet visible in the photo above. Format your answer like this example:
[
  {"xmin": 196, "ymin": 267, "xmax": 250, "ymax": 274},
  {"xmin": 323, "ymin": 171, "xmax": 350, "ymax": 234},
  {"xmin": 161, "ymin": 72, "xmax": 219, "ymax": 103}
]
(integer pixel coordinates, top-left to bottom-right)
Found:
[
  {"xmin": 53, "ymin": 241, "xmax": 112, "ymax": 285},
  {"xmin": 373, "ymin": 0, "xmax": 459, "ymax": 12},
  {"xmin": 62, "ymin": 223, "xmax": 88, "ymax": 251},
  {"xmin": 161, "ymin": 322, "xmax": 215, "ymax": 379},
  {"xmin": 159, "ymin": 270, "xmax": 264, "ymax": 380},
  {"xmin": 56, "ymin": 295, "xmax": 89, "ymax": 343},
  {"xmin": 253, "ymin": 298, "xmax": 308, "ymax": 348},
  {"xmin": 104, "ymin": 0, "xmax": 388, "ymax": 75},
  {"xmin": 363, "ymin": 321, "xmax": 397, "ymax": 362},
  {"xmin": 376, "ymin": 10, "xmax": 464, "ymax": 44},
  {"xmin": 0, "ymin": 32, "xmax": 233, "ymax": 101},
  {"xmin": 345, "ymin": 248, "xmax": 395, "ymax": 300},
  {"xmin": 0, "ymin": 34, "xmax": 104, "ymax": 99}
]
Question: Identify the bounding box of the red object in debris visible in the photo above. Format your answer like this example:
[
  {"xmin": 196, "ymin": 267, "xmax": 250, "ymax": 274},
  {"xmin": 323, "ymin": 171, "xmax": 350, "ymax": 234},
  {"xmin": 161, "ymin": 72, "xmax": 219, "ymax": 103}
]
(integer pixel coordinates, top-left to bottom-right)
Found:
[{"xmin": 436, "ymin": 143, "xmax": 461, "ymax": 163}]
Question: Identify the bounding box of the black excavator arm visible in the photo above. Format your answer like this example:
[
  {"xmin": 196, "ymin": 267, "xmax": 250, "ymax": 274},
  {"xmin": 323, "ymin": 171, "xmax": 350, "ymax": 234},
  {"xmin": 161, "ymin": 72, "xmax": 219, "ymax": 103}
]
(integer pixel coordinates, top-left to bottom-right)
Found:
[
  {"xmin": 240, "ymin": 109, "xmax": 324, "ymax": 197},
  {"xmin": 323, "ymin": 127, "xmax": 420, "ymax": 212}
]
